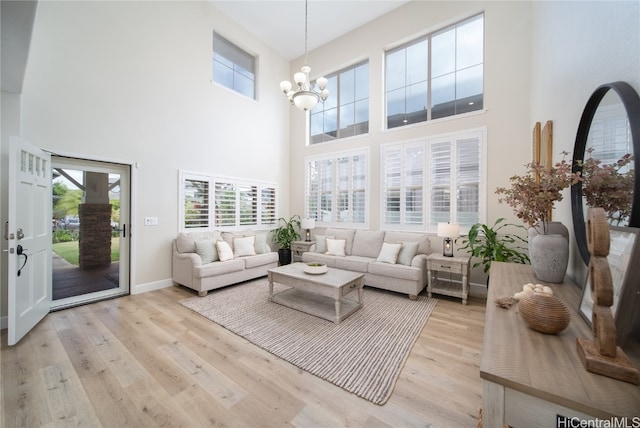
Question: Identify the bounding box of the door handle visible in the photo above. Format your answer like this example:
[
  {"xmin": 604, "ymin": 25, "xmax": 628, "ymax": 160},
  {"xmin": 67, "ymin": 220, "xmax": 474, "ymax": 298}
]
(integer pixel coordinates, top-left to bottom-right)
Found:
[{"xmin": 16, "ymin": 244, "xmax": 28, "ymax": 276}]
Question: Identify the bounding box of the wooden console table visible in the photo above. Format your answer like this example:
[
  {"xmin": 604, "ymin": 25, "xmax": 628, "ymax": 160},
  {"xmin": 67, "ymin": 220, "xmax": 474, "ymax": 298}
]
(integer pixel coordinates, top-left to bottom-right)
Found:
[{"xmin": 480, "ymin": 262, "xmax": 640, "ymax": 427}]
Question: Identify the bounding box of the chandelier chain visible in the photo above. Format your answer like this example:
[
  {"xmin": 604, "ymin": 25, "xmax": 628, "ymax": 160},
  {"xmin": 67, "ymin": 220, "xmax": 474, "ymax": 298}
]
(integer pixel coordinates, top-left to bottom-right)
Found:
[{"xmin": 304, "ymin": 0, "xmax": 309, "ymax": 64}]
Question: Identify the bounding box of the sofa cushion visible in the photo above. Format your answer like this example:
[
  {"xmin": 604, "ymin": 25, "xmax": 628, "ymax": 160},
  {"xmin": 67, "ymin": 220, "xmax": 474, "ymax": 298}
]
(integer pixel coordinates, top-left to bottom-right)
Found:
[
  {"xmin": 376, "ymin": 242, "xmax": 403, "ymax": 264},
  {"xmin": 368, "ymin": 261, "xmax": 422, "ymax": 281},
  {"xmin": 221, "ymin": 231, "xmax": 244, "ymax": 247},
  {"xmin": 384, "ymin": 231, "xmax": 430, "ymax": 255},
  {"xmin": 195, "ymin": 239, "xmax": 218, "ymax": 263},
  {"xmin": 325, "ymin": 228, "xmax": 356, "ymax": 255},
  {"xmin": 326, "ymin": 238, "xmax": 347, "ymax": 256},
  {"xmin": 335, "ymin": 256, "xmax": 371, "ymax": 273},
  {"xmin": 194, "ymin": 259, "xmax": 244, "ymax": 278},
  {"xmin": 314, "ymin": 234, "xmax": 334, "ymax": 253},
  {"xmin": 233, "ymin": 236, "xmax": 256, "ymax": 257},
  {"xmin": 216, "ymin": 240, "xmax": 234, "ymax": 261},
  {"xmin": 243, "ymin": 252, "xmax": 278, "ymax": 268},
  {"xmin": 254, "ymin": 232, "xmax": 270, "ymax": 254},
  {"xmin": 351, "ymin": 230, "xmax": 385, "ymax": 258},
  {"xmin": 301, "ymin": 252, "xmax": 338, "ymax": 267},
  {"xmin": 176, "ymin": 231, "xmax": 221, "ymax": 253},
  {"xmin": 397, "ymin": 241, "xmax": 419, "ymax": 266}
]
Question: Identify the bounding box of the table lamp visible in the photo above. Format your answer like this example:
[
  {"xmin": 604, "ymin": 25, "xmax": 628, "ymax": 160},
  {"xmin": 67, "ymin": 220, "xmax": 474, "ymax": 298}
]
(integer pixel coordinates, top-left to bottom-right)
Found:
[
  {"xmin": 301, "ymin": 218, "xmax": 316, "ymax": 242},
  {"xmin": 437, "ymin": 222, "xmax": 460, "ymax": 257}
]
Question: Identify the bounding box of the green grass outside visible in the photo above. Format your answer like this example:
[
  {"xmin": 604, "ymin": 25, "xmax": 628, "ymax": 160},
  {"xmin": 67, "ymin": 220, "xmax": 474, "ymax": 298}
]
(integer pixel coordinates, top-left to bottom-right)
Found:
[{"xmin": 53, "ymin": 238, "xmax": 120, "ymax": 265}]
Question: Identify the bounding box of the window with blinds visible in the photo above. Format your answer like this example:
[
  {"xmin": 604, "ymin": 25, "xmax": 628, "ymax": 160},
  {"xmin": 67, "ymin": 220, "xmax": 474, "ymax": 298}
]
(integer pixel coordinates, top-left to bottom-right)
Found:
[
  {"xmin": 179, "ymin": 171, "xmax": 277, "ymax": 231},
  {"xmin": 305, "ymin": 150, "xmax": 369, "ymax": 226},
  {"xmin": 381, "ymin": 128, "xmax": 485, "ymax": 232},
  {"xmin": 184, "ymin": 177, "xmax": 210, "ymax": 229},
  {"xmin": 212, "ymin": 32, "xmax": 256, "ymax": 99}
]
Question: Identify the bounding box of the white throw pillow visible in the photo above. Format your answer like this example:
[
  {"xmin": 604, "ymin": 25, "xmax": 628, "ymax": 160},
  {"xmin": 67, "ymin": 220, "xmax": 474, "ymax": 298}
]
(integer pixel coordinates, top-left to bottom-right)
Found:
[
  {"xmin": 233, "ymin": 235, "xmax": 256, "ymax": 257},
  {"xmin": 253, "ymin": 233, "xmax": 269, "ymax": 254},
  {"xmin": 376, "ymin": 242, "xmax": 403, "ymax": 264},
  {"xmin": 325, "ymin": 238, "xmax": 347, "ymax": 256},
  {"xmin": 194, "ymin": 239, "xmax": 218, "ymax": 264},
  {"xmin": 216, "ymin": 240, "xmax": 234, "ymax": 262}
]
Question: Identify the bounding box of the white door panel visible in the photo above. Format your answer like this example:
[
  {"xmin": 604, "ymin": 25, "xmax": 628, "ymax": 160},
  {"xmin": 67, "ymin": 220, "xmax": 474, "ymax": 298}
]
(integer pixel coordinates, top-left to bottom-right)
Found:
[{"xmin": 8, "ymin": 137, "xmax": 52, "ymax": 345}]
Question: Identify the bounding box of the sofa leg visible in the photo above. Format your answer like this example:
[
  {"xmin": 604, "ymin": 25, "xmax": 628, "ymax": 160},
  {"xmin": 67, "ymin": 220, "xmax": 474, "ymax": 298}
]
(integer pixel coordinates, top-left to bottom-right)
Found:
[
  {"xmin": 409, "ymin": 294, "xmax": 417, "ymax": 300},
  {"xmin": 198, "ymin": 290, "xmax": 207, "ymax": 297}
]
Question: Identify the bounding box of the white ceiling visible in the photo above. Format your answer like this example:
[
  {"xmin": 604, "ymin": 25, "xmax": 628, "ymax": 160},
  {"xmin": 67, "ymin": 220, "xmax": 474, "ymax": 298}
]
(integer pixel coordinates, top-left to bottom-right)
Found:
[{"xmin": 210, "ymin": 0, "xmax": 410, "ymax": 60}]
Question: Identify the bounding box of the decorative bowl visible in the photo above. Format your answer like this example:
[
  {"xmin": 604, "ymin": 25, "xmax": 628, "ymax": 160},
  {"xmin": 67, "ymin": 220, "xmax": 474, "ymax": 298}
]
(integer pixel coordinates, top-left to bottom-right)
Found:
[
  {"xmin": 304, "ymin": 262, "xmax": 327, "ymax": 275},
  {"xmin": 519, "ymin": 293, "xmax": 571, "ymax": 334}
]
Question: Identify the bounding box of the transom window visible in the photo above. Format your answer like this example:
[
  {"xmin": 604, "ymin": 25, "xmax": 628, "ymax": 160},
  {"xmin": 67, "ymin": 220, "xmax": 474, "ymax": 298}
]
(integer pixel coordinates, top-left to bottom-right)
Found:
[
  {"xmin": 212, "ymin": 32, "xmax": 256, "ymax": 99},
  {"xmin": 381, "ymin": 128, "xmax": 485, "ymax": 232},
  {"xmin": 310, "ymin": 61, "xmax": 369, "ymax": 144},
  {"xmin": 386, "ymin": 13, "xmax": 484, "ymax": 129},
  {"xmin": 179, "ymin": 171, "xmax": 276, "ymax": 231},
  {"xmin": 305, "ymin": 150, "xmax": 368, "ymax": 226}
]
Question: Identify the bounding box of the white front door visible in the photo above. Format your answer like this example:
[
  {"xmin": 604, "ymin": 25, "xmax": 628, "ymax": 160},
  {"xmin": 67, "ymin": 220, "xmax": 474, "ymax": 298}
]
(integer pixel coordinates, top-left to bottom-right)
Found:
[{"xmin": 7, "ymin": 137, "xmax": 52, "ymax": 345}]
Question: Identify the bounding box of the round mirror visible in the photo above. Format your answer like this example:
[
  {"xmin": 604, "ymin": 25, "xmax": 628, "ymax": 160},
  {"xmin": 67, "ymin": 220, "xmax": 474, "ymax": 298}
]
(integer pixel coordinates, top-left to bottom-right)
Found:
[{"xmin": 571, "ymin": 81, "xmax": 640, "ymax": 264}]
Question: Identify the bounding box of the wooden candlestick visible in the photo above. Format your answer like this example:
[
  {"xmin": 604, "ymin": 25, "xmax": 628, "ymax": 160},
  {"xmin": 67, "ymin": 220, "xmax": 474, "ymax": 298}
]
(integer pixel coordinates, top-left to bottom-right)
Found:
[{"xmin": 576, "ymin": 208, "xmax": 639, "ymax": 384}]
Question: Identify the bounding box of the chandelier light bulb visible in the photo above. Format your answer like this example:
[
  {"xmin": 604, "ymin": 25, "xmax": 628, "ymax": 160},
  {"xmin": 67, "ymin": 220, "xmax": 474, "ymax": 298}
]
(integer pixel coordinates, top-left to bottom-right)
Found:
[
  {"xmin": 280, "ymin": 80, "xmax": 292, "ymax": 93},
  {"xmin": 316, "ymin": 76, "xmax": 328, "ymax": 90}
]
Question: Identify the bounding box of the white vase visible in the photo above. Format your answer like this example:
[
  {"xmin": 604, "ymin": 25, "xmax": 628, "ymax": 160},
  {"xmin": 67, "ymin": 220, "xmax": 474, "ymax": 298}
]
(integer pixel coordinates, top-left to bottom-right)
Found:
[{"xmin": 528, "ymin": 222, "xmax": 569, "ymax": 283}]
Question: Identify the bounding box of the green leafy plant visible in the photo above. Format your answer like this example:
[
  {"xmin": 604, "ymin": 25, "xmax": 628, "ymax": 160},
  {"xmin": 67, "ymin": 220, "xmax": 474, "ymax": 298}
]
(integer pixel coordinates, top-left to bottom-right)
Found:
[
  {"xmin": 271, "ymin": 214, "xmax": 301, "ymax": 249},
  {"xmin": 458, "ymin": 218, "xmax": 530, "ymax": 273}
]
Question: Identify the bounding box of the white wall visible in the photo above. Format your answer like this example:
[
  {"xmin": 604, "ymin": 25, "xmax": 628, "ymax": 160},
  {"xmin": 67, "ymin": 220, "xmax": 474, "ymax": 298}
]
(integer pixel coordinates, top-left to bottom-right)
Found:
[
  {"xmin": 529, "ymin": 0, "xmax": 640, "ymax": 285},
  {"xmin": 1, "ymin": 0, "xmax": 290, "ymax": 314},
  {"xmin": 287, "ymin": 1, "xmax": 534, "ymax": 285}
]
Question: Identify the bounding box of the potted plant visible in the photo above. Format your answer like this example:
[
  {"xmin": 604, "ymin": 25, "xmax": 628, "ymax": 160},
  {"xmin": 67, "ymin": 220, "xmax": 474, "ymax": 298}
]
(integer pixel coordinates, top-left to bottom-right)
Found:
[
  {"xmin": 271, "ymin": 214, "xmax": 301, "ymax": 265},
  {"xmin": 577, "ymin": 148, "xmax": 634, "ymax": 226},
  {"xmin": 458, "ymin": 218, "xmax": 529, "ymax": 279},
  {"xmin": 495, "ymin": 152, "xmax": 581, "ymax": 283}
]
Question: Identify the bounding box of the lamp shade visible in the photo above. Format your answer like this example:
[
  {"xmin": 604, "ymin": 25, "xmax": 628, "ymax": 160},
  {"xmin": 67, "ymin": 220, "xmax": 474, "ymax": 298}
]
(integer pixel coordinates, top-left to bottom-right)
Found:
[
  {"xmin": 292, "ymin": 91, "xmax": 319, "ymax": 111},
  {"xmin": 301, "ymin": 218, "xmax": 316, "ymax": 230},
  {"xmin": 437, "ymin": 223, "xmax": 460, "ymax": 238}
]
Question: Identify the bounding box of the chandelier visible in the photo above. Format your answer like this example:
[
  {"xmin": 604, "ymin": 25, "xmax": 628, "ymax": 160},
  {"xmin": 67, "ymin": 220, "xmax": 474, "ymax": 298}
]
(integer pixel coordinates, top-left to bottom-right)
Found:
[{"xmin": 279, "ymin": 0, "xmax": 329, "ymax": 111}]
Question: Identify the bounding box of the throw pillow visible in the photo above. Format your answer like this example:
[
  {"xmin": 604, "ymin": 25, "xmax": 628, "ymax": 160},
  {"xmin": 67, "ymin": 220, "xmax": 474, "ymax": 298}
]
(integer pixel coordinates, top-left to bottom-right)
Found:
[
  {"xmin": 216, "ymin": 240, "xmax": 234, "ymax": 262},
  {"xmin": 194, "ymin": 239, "xmax": 218, "ymax": 264},
  {"xmin": 397, "ymin": 241, "xmax": 419, "ymax": 266},
  {"xmin": 325, "ymin": 238, "xmax": 347, "ymax": 256},
  {"xmin": 233, "ymin": 235, "xmax": 256, "ymax": 257},
  {"xmin": 253, "ymin": 233, "xmax": 269, "ymax": 254},
  {"xmin": 376, "ymin": 242, "xmax": 403, "ymax": 264},
  {"xmin": 315, "ymin": 235, "xmax": 335, "ymax": 253}
]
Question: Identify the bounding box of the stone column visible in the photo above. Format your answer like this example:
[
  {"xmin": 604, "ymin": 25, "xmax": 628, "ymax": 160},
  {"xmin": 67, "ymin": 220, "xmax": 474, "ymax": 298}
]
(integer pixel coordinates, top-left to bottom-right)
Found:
[{"xmin": 78, "ymin": 203, "xmax": 112, "ymax": 269}]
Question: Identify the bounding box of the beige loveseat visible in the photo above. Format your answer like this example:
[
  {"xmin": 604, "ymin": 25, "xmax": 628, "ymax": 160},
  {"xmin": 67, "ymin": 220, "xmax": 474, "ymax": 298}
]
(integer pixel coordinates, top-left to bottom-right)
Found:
[
  {"xmin": 301, "ymin": 228, "xmax": 431, "ymax": 299},
  {"xmin": 172, "ymin": 230, "xmax": 278, "ymax": 296}
]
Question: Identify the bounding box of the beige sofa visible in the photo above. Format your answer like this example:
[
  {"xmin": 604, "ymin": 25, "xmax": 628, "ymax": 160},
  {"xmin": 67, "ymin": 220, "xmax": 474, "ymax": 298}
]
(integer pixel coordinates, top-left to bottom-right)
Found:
[
  {"xmin": 172, "ymin": 230, "xmax": 278, "ymax": 296},
  {"xmin": 301, "ymin": 227, "xmax": 431, "ymax": 299}
]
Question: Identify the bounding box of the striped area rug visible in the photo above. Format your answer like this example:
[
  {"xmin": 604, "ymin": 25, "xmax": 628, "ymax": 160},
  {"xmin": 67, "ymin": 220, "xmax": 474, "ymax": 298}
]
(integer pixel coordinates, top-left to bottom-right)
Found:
[{"xmin": 179, "ymin": 278, "xmax": 437, "ymax": 405}]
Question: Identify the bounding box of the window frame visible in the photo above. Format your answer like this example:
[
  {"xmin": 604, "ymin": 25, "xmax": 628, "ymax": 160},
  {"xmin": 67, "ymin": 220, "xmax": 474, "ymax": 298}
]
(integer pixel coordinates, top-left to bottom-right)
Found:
[
  {"xmin": 212, "ymin": 31, "xmax": 258, "ymax": 100},
  {"xmin": 384, "ymin": 13, "xmax": 484, "ymax": 129},
  {"xmin": 380, "ymin": 127, "xmax": 486, "ymax": 233},
  {"xmin": 305, "ymin": 148, "xmax": 370, "ymax": 228},
  {"xmin": 309, "ymin": 60, "xmax": 370, "ymax": 145},
  {"xmin": 179, "ymin": 170, "xmax": 277, "ymax": 232}
]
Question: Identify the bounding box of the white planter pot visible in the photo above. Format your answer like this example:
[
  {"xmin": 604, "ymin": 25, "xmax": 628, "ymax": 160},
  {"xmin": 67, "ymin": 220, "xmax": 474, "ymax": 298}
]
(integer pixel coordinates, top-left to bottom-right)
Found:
[{"xmin": 528, "ymin": 222, "xmax": 569, "ymax": 283}]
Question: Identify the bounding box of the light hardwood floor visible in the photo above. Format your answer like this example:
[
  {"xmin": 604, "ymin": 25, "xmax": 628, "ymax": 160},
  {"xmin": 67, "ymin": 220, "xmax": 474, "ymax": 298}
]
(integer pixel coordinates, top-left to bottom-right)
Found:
[{"xmin": 1, "ymin": 283, "xmax": 486, "ymax": 428}]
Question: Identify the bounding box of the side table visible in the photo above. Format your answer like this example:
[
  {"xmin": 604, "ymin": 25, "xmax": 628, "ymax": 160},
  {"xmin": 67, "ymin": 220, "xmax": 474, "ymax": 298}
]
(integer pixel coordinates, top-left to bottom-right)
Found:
[
  {"xmin": 426, "ymin": 253, "xmax": 471, "ymax": 305},
  {"xmin": 291, "ymin": 240, "xmax": 314, "ymax": 262}
]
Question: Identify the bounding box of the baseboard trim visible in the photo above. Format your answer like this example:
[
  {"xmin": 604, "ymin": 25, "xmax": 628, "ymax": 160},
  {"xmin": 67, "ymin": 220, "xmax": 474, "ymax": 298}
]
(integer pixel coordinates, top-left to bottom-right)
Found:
[{"xmin": 131, "ymin": 278, "xmax": 174, "ymax": 295}]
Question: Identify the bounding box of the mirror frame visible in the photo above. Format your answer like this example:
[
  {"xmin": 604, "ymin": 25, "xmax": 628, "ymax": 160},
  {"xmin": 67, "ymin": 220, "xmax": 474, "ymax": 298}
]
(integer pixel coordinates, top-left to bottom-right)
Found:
[{"xmin": 571, "ymin": 81, "xmax": 640, "ymax": 265}]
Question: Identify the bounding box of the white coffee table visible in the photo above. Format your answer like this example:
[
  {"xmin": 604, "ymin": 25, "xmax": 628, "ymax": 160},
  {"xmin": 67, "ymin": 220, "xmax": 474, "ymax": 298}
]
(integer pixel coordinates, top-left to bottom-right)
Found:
[{"xmin": 267, "ymin": 263, "xmax": 364, "ymax": 324}]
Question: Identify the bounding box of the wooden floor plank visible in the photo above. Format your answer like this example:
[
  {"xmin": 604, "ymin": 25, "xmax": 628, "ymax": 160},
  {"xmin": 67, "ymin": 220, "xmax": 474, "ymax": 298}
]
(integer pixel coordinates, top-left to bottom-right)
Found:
[{"xmin": 1, "ymin": 283, "xmax": 486, "ymax": 428}]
